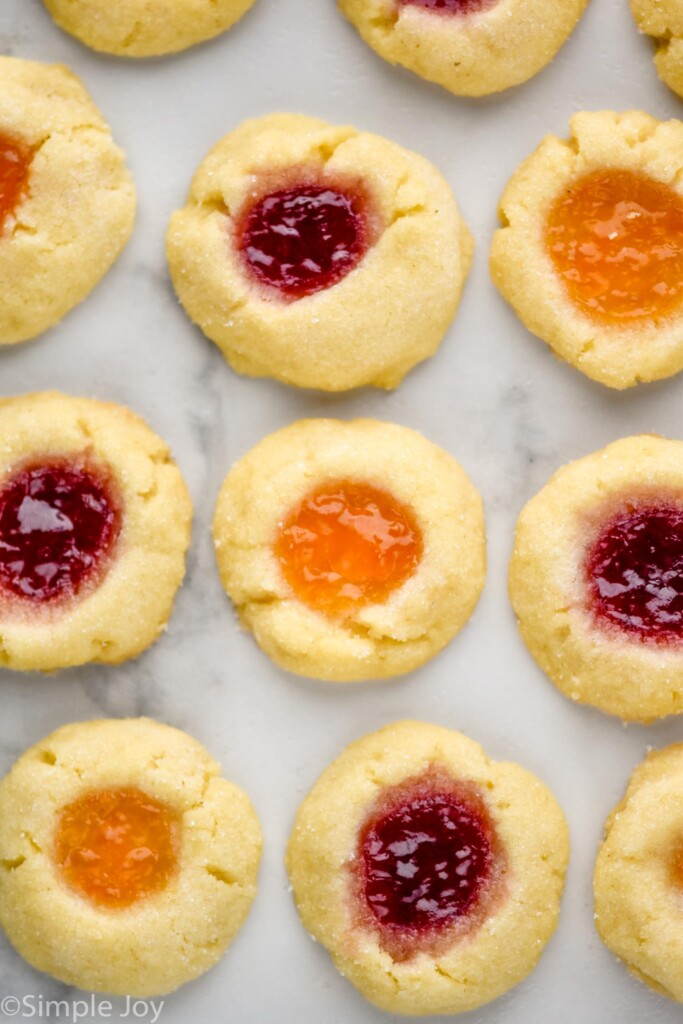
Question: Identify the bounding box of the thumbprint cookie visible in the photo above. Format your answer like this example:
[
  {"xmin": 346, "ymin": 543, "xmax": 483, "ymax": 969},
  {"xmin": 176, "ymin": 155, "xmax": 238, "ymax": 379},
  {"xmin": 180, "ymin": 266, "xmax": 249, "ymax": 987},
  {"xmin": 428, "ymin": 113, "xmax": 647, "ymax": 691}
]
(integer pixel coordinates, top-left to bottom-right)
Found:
[
  {"xmin": 0, "ymin": 718, "xmax": 262, "ymax": 995},
  {"xmin": 167, "ymin": 113, "xmax": 472, "ymax": 392},
  {"xmin": 509, "ymin": 435, "xmax": 683, "ymax": 722},
  {"xmin": 631, "ymin": 0, "xmax": 683, "ymax": 101},
  {"xmin": 287, "ymin": 720, "xmax": 569, "ymax": 1016},
  {"xmin": 492, "ymin": 111, "xmax": 683, "ymax": 389},
  {"xmin": 595, "ymin": 744, "xmax": 683, "ymax": 1003},
  {"xmin": 0, "ymin": 58, "xmax": 135, "ymax": 345},
  {"xmin": 0, "ymin": 392, "xmax": 192, "ymax": 672},
  {"xmin": 213, "ymin": 419, "xmax": 485, "ymax": 682},
  {"xmin": 339, "ymin": 0, "xmax": 590, "ymax": 97},
  {"xmin": 42, "ymin": 0, "xmax": 258, "ymax": 58}
]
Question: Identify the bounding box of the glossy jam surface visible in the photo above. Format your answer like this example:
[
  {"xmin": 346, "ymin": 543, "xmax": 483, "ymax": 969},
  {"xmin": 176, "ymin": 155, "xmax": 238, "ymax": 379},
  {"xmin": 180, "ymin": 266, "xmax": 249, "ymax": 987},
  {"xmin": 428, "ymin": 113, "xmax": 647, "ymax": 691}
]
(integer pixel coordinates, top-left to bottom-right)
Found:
[
  {"xmin": 0, "ymin": 133, "xmax": 31, "ymax": 230},
  {"xmin": 238, "ymin": 183, "xmax": 368, "ymax": 299},
  {"xmin": 356, "ymin": 772, "xmax": 498, "ymax": 959},
  {"xmin": 587, "ymin": 502, "xmax": 683, "ymax": 642},
  {"xmin": 546, "ymin": 169, "xmax": 683, "ymax": 324},
  {"xmin": 55, "ymin": 787, "xmax": 179, "ymax": 909},
  {"xmin": 0, "ymin": 459, "xmax": 121, "ymax": 604},
  {"xmin": 275, "ymin": 480, "xmax": 423, "ymax": 618},
  {"xmin": 398, "ymin": 0, "xmax": 497, "ymax": 12}
]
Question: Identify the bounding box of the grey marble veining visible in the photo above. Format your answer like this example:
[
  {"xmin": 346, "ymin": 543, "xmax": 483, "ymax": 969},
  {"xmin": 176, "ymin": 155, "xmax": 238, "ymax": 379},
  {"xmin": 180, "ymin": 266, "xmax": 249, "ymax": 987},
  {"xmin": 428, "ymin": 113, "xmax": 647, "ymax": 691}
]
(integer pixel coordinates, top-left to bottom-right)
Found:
[{"xmin": 0, "ymin": 0, "xmax": 682, "ymax": 1021}]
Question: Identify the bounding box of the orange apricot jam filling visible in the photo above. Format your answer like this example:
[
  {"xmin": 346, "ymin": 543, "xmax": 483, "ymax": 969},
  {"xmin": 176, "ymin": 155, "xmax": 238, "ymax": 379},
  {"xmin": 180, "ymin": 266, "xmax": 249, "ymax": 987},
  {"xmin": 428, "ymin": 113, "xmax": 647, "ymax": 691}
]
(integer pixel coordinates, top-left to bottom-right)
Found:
[
  {"xmin": 0, "ymin": 133, "xmax": 32, "ymax": 231},
  {"xmin": 546, "ymin": 169, "xmax": 683, "ymax": 324},
  {"xmin": 275, "ymin": 480, "xmax": 423, "ymax": 619},
  {"xmin": 55, "ymin": 787, "xmax": 180, "ymax": 909}
]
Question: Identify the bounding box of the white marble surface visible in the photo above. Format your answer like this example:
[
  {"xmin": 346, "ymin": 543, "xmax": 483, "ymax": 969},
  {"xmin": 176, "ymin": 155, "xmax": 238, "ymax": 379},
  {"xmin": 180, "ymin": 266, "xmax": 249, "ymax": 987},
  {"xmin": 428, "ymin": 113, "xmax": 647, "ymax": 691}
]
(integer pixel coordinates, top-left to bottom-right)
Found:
[{"xmin": 0, "ymin": 0, "xmax": 683, "ymax": 1021}]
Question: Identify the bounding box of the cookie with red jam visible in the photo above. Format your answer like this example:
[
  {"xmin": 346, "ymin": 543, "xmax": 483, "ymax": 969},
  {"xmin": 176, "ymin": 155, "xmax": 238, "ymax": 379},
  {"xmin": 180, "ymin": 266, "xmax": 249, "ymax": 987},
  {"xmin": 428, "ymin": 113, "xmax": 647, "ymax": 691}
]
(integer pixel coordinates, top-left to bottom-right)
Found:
[
  {"xmin": 0, "ymin": 392, "xmax": 191, "ymax": 672},
  {"xmin": 213, "ymin": 419, "xmax": 485, "ymax": 682},
  {"xmin": 595, "ymin": 743, "xmax": 683, "ymax": 1002},
  {"xmin": 631, "ymin": 0, "xmax": 683, "ymax": 101},
  {"xmin": 0, "ymin": 58, "xmax": 135, "ymax": 345},
  {"xmin": 491, "ymin": 111, "xmax": 683, "ymax": 389},
  {"xmin": 0, "ymin": 719, "xmax": 262, "ymax": 995},
  {"xmin": 339, "ymin": 0, "xmax": 589, "ymax": 97},
  {"xmin": 509, "ymin": 435, "xmax": 683, "ymax": 722},
  {"xmin": 287, "ymin": 721, "xmax": 569, "ymax": 1015},
  {"xmin": 167, "ymin": 114, "xmax": 472, "ymax": 392},
  {"xmin": 42, "ymin": 0, "xmax": 257, "ymax": 57}
]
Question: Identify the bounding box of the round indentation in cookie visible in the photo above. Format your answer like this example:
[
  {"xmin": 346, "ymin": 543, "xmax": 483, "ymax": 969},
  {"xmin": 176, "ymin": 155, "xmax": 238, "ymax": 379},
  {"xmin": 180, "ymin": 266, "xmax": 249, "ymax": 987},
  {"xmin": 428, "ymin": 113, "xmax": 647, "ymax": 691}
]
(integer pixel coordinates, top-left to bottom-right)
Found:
[
  {"xmin": 0, "ymin": 457, "xmax": 121, "ymax": 604},
  {"xmin": 168, "ymin": 113, "xmax": 472, "ymax": 391},
  {"xmin": 237, "ymin": 182, "xmax": 370, "ymax": 299},
  {"xmin": 0, "ymin": 134, "xmax": 31, "ymax": 230},
  {"xmin": 586, "ymin": 501, "xmax": 683, "ymax": 644},
  {"xmin": 274, "ymin": 479, "xmax": 422, "ymax": 618},
  {"xmin": 0, "ymin": 58, "xmax": 136, "ymax": 347},
  {"xmin": 398, "ymin": 0, "xmax": 498, "ymax": 13},
  {"xmin": 0, "ymin": 718, "xmax": 263, "ymax": 996},
  {"xmin": 546, "ymin": 170, "xmax": 683, "ymax": 324},
  {"xmin": 287, "ymin": 721, "xmax": 569, "ymax": 1016},
  {"xmin": 355, "ymin": 769, "xmax": 500, "ymax": 960},
  {"xmin": 55, "ymin": 787, "xmax": 180, "ymax": 909}
]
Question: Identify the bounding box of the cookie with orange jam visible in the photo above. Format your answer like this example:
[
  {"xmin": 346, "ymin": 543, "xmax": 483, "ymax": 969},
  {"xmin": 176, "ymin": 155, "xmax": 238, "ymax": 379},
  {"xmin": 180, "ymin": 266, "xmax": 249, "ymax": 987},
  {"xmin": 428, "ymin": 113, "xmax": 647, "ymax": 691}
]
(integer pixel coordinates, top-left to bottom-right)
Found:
[
  {"xmin": 0, "ymin": 392, "xmax": 192, "ymax": 672},
  {"xmin": 213, "ymin": 419, "xmax": 485, "ymax": 682},
  {"xmin": 491, "ymin": 110, "xmax": 683, "ymax": 389},
  {"xmin": 0, "ymin": 58, "xmax": 135, "ymax": 345},
  {"xmin": 167, "ymin": 114, "xmax": 472, "ymax": 392},
  {"xmin": 339, "ymin": 0, "xmax": 590, "ymax": 97},
  {"xmin": 509, "ymin": 434, "xmax": 683, "ymax": 722},
  {"xmin": 287, "ymin": 720, "xmax": 569, "ymax": 1015},
  {"xmin": 42, "ymin": 0, "xmax": 258, "ymax": 57},
  {"xmin": 631, "ymin": 0, "xmax": 683, "ymax": 101},
  {"xmin": 595, "ymin": 743, "xmax": 683, "ymax": 1002},
  {"xmin": 0, "ymin": 718, "xmax": 262, "ymax": 995}
]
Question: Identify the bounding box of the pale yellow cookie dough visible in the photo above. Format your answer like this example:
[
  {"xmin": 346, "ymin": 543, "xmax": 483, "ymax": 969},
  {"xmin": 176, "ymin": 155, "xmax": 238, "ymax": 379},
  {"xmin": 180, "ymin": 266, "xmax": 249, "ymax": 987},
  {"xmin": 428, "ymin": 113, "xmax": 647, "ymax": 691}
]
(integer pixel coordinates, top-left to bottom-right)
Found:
[
  {"xmin": 631, "ymin": 0, "xmax": 683, "ymax": 100},
  {"xmin": 167, "ymin": 113, "xmax": 472, "ymax": 392},
  {"xmin": 491, "ymin": 110, "xmax": 683, "ymax": 389},
  {"xmin": 42, "ymin": 0, "xmax": 258, "ymax": 58},
  {"xmin": 287, "ymin": 720, "xmax": 569, "ymax": 1016},
  {"xmin": 0, "ymin": 392, "xmax": 192, "ymax": 673},
  {"xmin": 213, "ymin": 419, "xmax": 486, "ymax": 682},
  {"xmin": 339, "ymin": 0, "xmax": 590, "ymax": 97},
  {"xmin": 595, "ymin": 743, "xmax": 683, "ymax": 1002},
  {"xmin": 0, "ymin": 58, "xmax": 135, "ymax": 345},
  {"xmin": 0, "ymin": 718, "xmax": 263, "ymax": 995},
  {"xmin": 509, "ymin": 435, "xmax": 683, "ymax": 723}
]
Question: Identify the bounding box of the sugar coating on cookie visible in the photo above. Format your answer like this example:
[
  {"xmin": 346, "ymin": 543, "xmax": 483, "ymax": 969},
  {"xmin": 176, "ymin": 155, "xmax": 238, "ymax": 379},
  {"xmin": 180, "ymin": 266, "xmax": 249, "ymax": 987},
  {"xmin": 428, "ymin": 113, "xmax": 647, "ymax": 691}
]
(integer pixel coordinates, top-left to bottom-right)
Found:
[
  {"xmin": 167, "ymin": 113, "xmax": 472, "ymax": 392},
  {"xmin": 0, "ymin": 58, "xmax": 135, "ymax": 345},
  {"xmin": 42, "ymin": 0, "xmax": 257, "ymax": 57},
  {"xmin": 509, "ymin": 434, "xmax": 683, "ymax": 722},
  {"xmin": 287, "ymin": 721, "xmax": 568, "ymax": 1015},
  {"xmin": 0, "ymin": 719, "xmax": 262, "ymax": 995},
  {"xmin": 595, "ymin": 744, "xmax": 683, "ymax": 1002},
  {"xmin": 339, "ymin": 0, "xmax": 589, "ymax": 97},
  {"xmin": 631, "ymin": 0, "xmax": 683, "ymax": 100},
  {"xmin": 0, "ymin": 392, "xmax": 192, "ymax": 672},
  {"xmin": 213, "ymin": 419, "xmax": 485, "ymax": 682},
  {"xmin": 491, "ymin": 111, "xmax": 683, "ymax": 389}
]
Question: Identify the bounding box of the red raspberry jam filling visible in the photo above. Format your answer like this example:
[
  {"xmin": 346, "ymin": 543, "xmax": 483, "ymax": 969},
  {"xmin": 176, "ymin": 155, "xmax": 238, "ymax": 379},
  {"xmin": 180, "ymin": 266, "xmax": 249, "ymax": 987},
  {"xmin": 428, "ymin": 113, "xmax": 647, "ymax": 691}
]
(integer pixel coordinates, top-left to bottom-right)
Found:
[
  {"xmin": 398, "ymin": 0, "xmax": 498, "ymax": 13},
  {"xmin": 55, "ymin": 787, "xmax": 180, "ymax": 909},
  {"xmin": 0, "ymin": 458, "xmax": 121, "ymax": 604},
  {"xmin": 237, "ymin": 181, "xmax": 369, "ymax": 299},
  {"xmin": 354, "ymin": 770, "xmax": 502, "ymax": 960},
  {"xmin": 275, "ymin": 479, "xmax": 423, "ymax": 619},
  {"xmin": 546, "ymin": 169, "xmax": 683, "ymax": 324},
  {"xmin": 586, "ymin": 502, "xmax": 683, "ymax": 642},
  {"xmin": 0, "ymin": 133, "xmax": 32, "ymax": 231}
]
